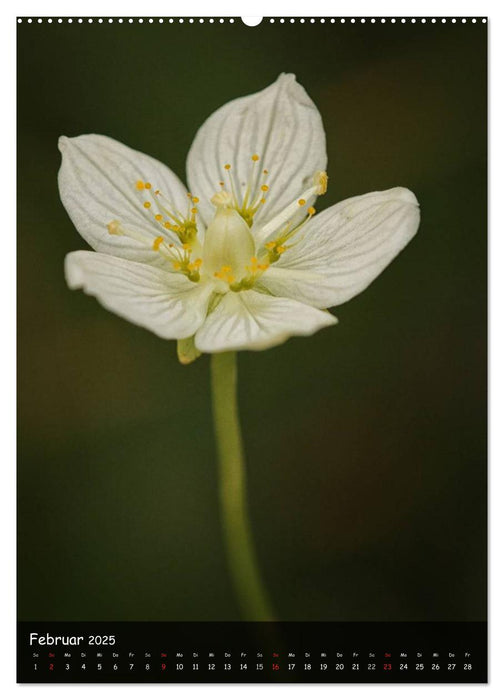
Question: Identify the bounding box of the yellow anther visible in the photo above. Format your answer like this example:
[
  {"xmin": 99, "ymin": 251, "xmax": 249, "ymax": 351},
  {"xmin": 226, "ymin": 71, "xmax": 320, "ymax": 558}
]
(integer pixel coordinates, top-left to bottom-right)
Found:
[
  {"xmin": 263, "ymin": 169, "xmax": 268, "ymax": 174},
  {"xmin": 154, "ymin": 189, "xmax": 160, "ymax": 196},
  {"xmin": 143, "ymin": 201, "xmax": 151, "ymax": 209},
  {"xmin": 265, "ymin": 241, "xmax": 276, "ymax": 250},
  {"xmin": 250, "ymin": 256, "xmax": 258, "ymax": 264},
  {"xmin": 219, "ymin": 181, "xmax": 225, "ymax": 187},
  {"xmin": 260, "ymin": 198, "xmax": 266, "ymax": 204},
  {"xmin": 261, "ymin": 185, "xmax": 269, "ymax": 192},
  {"xmin": 136, "ymin": 180, "xmax": 145, "ymax": 190},
  {"xmin": 298, "ymin": 198, "xmax": 306, "ymax": 206},
  {"xmin": 152, "ymin": 236, "xmax": 164, "ymax": 251},
  {"xmin": 154, "ymin": 214, "xmax": 163, "ymax": 221},
  {"xmin": 258, "ymin": 263, "xmax": 269, "ymax": 271},
  {"xmin": 172, "ymin": 262, "xmax": 182, "ymax": 271},
  {"xmin": 276, "ymin": 245, "xmax": 287, "ymax": 254},
  {"xmin": 214, "ymin": 265, "xmax": 236, "ymax": 284},
  {"xmin": 188, "ymin": 259, "xmax": 202, "ymax": 271},
  {"xmin": 182, "ymin": 243, "xmax": 192, "ymax": 251},
  {"xmin": 308, "ymin": 206, "xmax": 316, "ymax": 215},
  {"xmin": 191, "ymin": 207, "xmax": 198, "ymax": 214},
  {"xmin": 192, "ymin": 196, "xmax": 199, "ymax": 203},
  {"xmin": 145, "ymin": 182, "xmax": 152, "ymax": 190},
  {"xmin": 107, "ymin": 220, "xmax": 122, "ymax": 236},
  {"xmin": 251, "ymin": 154, "xmax": 260, "ymax": 162},
  {"xmin": 224, "ymin": 164, "xmax": 231, "ymax": 170},
  {"xmin": 314, "ymin": 171, "xmax": 328, "ymax": 195},
  {"xmin": 164, "ymin": 222, "xmax": 172, "ymax": 229}
]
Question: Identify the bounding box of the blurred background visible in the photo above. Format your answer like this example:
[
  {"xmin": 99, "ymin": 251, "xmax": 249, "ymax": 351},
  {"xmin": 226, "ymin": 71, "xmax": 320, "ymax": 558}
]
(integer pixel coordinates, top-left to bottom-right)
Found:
[{"xmin": 17, "ymin": 18, "xmax": 486, "ymax": 621}]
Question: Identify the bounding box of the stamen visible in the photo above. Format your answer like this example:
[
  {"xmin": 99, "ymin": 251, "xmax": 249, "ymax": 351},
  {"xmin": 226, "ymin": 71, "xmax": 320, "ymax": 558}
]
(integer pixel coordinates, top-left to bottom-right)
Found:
[
  {"xmin": 214, "ymin": 264, "xmax": 236, "ymax": 285},
  {"xmin": 152, "ymin": 236, "xmax": 164, "ymax": 251},
  {"xmin": 256, "ymin": 170, "xmax": 327, "ymax": 243},
  {"xmin": 135, "ymin": 178, "xmax": 200, "ymax": 246},
  {"xmin": 217, "ymin": 153, "xmax": 271, "ymax": 227}
]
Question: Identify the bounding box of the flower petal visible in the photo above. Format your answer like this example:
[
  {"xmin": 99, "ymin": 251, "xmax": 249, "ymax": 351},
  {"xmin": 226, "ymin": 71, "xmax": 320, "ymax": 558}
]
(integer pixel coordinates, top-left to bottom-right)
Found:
[
  {"xmin": 59, "ymin": 134, "xmax": 193, "ymax": 265},
  {"xmin": 186, "ymin": 74, "xmax": 327, "ymax": 228},
  {"xmin": 259, "ymin": 188, "xmax": 420, "ymax": 308},
  {"xmin": 65, "ymin": 251, "xmax": 213, "ymax": 340},
  {"xmin": 195, "ymin": 290, "xmax": 336, "ymax": 353}
]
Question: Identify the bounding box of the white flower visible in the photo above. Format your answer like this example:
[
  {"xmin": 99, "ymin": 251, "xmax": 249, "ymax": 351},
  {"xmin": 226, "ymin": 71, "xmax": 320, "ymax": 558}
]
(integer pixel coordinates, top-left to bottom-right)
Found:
[{"xmin": 59, "ymin": 74, "xmax": 420, "ymax": 363}]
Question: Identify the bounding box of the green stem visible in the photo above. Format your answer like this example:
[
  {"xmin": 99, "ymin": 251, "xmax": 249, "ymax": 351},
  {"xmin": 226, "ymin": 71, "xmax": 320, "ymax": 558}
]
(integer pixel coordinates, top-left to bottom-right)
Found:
[{"xmin": 210, "ymin": 351, "xmax": 275, "ymax": 621}]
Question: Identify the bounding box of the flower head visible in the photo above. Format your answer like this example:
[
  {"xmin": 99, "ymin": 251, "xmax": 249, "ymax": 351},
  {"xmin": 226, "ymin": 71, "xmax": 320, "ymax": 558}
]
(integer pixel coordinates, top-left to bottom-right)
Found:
[{"xmin": 59, "ymin": 74, "xmax": 420, "ymax": 362}]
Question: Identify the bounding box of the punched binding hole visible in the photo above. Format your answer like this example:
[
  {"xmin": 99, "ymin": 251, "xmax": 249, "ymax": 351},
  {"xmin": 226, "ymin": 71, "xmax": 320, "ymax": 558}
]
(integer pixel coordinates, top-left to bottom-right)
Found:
[{"xmin": 241, "ymin": 17, "xmax": 263, "ymax": 27}]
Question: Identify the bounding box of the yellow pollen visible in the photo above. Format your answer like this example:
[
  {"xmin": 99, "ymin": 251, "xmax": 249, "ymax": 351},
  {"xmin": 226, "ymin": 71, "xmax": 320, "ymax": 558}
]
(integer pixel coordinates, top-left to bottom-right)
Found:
[
  {"xmin": 107, "ymin": 220, "xmax": 122, "ymax": 235},
  {"xmin": 263, "ymin": 169, "xmax": 268, "ymax": 174},
  {"xmin": 298, "ymin": 198, "xmax": 306, "ymax": 206},
  {"xmin": 172, "ymin": 262, "xmax": 182, "ymax": 271},
  {"xmin": 224, "ymin": 164, "xmax": 231, "ymax": 170},
  {"xmin": 164, "ymin": 222, "xmax": 172, "ymax": 229},
  {"xmin": 154, "ymin": 214, "xmax": 163, "ymax": 221},
  {"xmin": 276, "ymin": 245, "xmax": 287, "ymax": 254},
  {"xmin": 182, "ymin": 243, "xmax": 191, "ymax": 251},
  {"xmin": 315, "ymin": 171, "xmax": 328, "ymax": 195},
  {"xmin": 136, "ymin": 180, "xmax": 145, "ymax": 190},
  {"xmin": 152, "ymin": 236, "xmax": 164, "ymax": 251},
  {"xmin": 145, "ymin": 182, "xmax": 152, "ymax": 190},
  {"xmin": 308, "ymin": 206, "xmax": 316, "ymax": 215},
  {"xmin": 265, "ymin": 241, "xmax": 276, "ymax": 250},
  {"xmin": 143, "ymin": 201, "xmax": 151, "ymax": 209},
  {"xmin": 250, "ymin": 257, "xmax": 258, "ymax": 264},
  {"xmin": 261, "ymin": 185, "xmax": 269, "ymax": 192},
  {"xmin": 191, "ymin": 207, "xmax": 198, "ymax": 214},
  {"xmin": 214, "ymin": 265, "xmax": 236, "ymax": 284},
  {"xmin": 154, "ymin": 189, "xmax": 160, "ymax": 195},
  {"xmin": 188, "ymin": 259, "xmax": 202, "ymax": 271},
  {"xmin": 258, "ymin": 263, "xmax": 269, "ymax": 271},
  {"xmin": 192, "ymin": 196, "xmax": 199, "ymax": 203},
  {"xmin": 251, "ymin": 154, "xmax": 260, "ymax": 162},
  {"xmin": 260, "ymin": 198, "xmax": 266, "ymax": 204}
]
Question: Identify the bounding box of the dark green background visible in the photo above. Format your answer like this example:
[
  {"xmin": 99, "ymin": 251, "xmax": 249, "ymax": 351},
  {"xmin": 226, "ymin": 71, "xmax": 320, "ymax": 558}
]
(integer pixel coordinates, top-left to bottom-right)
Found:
[{"xmin": 17, "ymin": 18, "xmax": 487, "ymax": 621}]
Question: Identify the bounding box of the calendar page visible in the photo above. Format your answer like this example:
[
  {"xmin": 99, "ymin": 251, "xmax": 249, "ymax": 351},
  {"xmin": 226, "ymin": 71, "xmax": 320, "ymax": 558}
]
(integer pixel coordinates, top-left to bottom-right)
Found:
[{"xmin": 17, "ymin": 14, "xmax": 487, "ymax": 684}]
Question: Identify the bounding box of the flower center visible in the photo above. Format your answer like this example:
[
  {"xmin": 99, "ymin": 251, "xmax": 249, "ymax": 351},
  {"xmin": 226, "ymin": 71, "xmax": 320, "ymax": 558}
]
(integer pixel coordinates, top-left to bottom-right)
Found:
[
  {"xmin": 203, "ymin": 191, "xmax": 256, "ymax": 288},
  {"xmin": 105, "ymin": 166, "xmax": 327, "ymax": 290}
]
